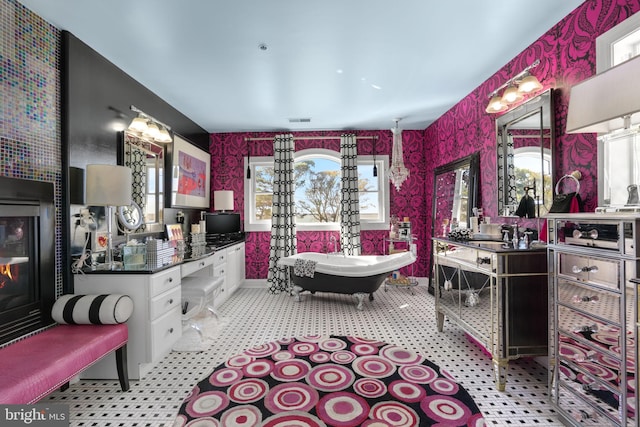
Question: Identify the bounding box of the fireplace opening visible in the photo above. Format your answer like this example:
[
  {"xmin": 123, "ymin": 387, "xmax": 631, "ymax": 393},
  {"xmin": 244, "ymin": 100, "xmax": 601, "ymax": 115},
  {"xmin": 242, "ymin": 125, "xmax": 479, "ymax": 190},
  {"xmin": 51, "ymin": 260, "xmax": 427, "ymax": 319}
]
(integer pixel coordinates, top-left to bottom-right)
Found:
[{"xmin": 0, "ymin": 177, "xmax": 55, "ymax": 347}]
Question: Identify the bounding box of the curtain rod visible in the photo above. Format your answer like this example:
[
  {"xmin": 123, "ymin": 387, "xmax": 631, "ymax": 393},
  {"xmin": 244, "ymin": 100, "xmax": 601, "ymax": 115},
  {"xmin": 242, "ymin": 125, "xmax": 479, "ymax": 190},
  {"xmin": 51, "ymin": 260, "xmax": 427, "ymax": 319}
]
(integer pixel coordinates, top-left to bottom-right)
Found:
[{"xmin": 243, "ymin": 135, "xmax": 379, "ymax": 142}]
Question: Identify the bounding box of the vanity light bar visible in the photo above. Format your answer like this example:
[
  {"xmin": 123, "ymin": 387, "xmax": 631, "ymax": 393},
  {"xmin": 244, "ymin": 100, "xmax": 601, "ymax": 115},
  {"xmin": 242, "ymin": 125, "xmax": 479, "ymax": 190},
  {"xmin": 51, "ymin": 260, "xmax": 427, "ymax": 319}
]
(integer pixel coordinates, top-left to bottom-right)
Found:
[
  {"xmin": 486, "ymin": 60, "xmax": 542, "ymax": 114},
  {"xmin": 130, "ymin": 105, "xmax": 172, "ymax": 131}
]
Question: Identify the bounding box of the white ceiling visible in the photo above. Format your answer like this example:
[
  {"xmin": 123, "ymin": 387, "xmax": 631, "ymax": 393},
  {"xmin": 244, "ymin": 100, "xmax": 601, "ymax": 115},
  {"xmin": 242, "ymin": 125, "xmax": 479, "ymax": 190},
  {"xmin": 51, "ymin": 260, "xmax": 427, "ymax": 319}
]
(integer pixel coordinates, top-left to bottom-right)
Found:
[{"xmin": 19, "ymin": 0, "xmax": 584, "ymax": 132}]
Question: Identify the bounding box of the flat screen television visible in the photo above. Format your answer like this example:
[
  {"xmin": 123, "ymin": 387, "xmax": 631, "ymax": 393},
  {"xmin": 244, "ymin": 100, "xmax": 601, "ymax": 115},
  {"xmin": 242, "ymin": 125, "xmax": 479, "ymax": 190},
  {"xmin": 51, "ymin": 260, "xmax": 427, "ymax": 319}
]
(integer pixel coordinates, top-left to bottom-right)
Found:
[{"xmin": 205, "ymin": 212, "xmax": 242, "ymax": 236}]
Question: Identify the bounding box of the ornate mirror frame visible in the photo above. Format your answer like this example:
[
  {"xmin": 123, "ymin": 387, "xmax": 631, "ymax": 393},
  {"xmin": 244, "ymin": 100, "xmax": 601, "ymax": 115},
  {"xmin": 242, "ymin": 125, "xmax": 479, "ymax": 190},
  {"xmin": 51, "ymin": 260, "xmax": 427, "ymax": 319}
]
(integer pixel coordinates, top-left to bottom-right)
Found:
[
  {"xmin": 428, "ymin": 152, "xmax": 480, "ymax": 293},
  {"xmin": 496, "ymin": 89, "xmax": 555, "ymax": 218},
  {"xmin": 118, "ymin": 131, "xmax": 165, "ymax": 233}
]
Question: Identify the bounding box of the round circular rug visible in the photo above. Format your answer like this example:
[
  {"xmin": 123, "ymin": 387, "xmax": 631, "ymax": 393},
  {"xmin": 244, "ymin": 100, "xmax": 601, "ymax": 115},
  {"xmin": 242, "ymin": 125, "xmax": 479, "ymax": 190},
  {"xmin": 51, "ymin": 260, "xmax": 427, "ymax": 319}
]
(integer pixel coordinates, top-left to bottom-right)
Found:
[{"xmin": 174, "ymin": 335, "xmax": 485, "ymax": 426}]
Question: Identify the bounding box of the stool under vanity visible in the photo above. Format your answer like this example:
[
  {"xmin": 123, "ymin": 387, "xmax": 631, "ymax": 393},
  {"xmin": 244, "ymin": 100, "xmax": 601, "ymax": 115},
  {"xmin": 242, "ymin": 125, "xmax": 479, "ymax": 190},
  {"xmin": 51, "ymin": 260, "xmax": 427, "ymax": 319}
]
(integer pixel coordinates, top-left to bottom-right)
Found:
[
  {"xmin": 547, "ymin": 213, "xmax": 638, "ymax": 427},
  {"xmin": 432, "ymin": 237, "xmax": 548, "ymax": 391}
]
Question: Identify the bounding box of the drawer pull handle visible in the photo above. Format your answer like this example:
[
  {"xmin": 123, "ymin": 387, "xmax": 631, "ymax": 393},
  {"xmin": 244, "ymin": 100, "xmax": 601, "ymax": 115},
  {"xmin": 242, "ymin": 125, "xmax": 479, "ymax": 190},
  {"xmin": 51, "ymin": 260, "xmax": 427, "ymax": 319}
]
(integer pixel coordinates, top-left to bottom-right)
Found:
[
  {"xmin": 169, "ymin": 328, "xmax": 174, "ymax": 334},
  {"xmin": 571, "ymin": 265, "xmax": 599, "ymax": 274},
  {"xmin": 574, "ymin": 324, "xmax": 598, "ymax": 334},
  {"xmin": 168, "ymin": 299, "xmax": 174, "ymax": 304},
  {"xmin": 572, "ymin": 229, "xmax": 599, "ymax": 239},
  {"xmin": 572, "ymin": 409, "xmax": 597, "ymax": 422},
  {"xmin": 168, "ymin": 277, "xmax": 173, "ymax": 283},
  {"xmin": 575, "ymin": 350, "xmax": 596, "ymax": 363},
  {"xmin": 200, "ymin": 262, "xmax": 205, "ymax": 266},
  {"xmin": 571, "ymin": 295, "xmax": 600, "ymax": 303},
  {"xmin": 477, "ymin": 257, "xmax": 491, "ymax": 265}
]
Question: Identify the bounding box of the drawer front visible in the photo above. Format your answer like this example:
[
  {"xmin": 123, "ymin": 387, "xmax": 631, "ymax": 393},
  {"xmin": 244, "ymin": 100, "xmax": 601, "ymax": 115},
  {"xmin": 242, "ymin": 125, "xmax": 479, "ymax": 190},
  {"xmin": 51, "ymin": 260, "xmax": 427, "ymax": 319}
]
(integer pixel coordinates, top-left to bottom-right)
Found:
[
  {"xmin": 149, "ymin": 286, "xmax": 181, "ymax": 321},
  {"xmin": 558, "ymin": 333, "xmax": 624, "ymax": 392},
  {"xmin": 181, "ymin": 254, "xmax": 215, "ymax": 278},
  {"xmin": 150, "ymin": 267, "xmax": 181, "ymax": 297},
  {"xmin": 150, "ymin": 306, "xmax": 181, "ymax": 360},
  {"xmin": 558, "ymin": 253, "xmax": 620, "ymax": 290},
  {"xmin": 212, "ymin": 249, "xmax": 226, "ymax": 266},
  {"xmin": 557, "ymin": 279, "xmax": 622, "ymax": 325},
  {"xmin": 556, "ymin": 382, "xmax": 628, "ymax": 426},
  {"xmin": 557, "ymin": 305, "xmax": 624, "ymax": 352},
  {"xmin": 440, "ymin": 247, "xmax": 495, "ymax": 272},
  {"xmin": 214, "ymin": 264, "xmax": 226, "ymax": 281}
]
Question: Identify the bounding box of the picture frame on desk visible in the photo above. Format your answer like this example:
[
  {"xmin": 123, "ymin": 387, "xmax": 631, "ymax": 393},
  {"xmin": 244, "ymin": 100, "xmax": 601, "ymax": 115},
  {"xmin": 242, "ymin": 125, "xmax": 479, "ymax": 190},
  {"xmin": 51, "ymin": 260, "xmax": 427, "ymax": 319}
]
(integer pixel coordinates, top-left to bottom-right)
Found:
[{"xmin": 169, "ymin": 134, "xmax": 210, "ymax": 209}]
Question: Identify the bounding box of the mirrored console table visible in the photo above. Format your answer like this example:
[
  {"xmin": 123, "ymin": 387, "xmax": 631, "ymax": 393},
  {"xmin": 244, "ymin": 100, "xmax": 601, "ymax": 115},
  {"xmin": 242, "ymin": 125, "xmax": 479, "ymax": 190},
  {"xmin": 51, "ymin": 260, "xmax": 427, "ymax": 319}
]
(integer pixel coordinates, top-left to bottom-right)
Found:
[{"xmin": 433, "ymin": 238, "xmax": 548, "ymax": 390}]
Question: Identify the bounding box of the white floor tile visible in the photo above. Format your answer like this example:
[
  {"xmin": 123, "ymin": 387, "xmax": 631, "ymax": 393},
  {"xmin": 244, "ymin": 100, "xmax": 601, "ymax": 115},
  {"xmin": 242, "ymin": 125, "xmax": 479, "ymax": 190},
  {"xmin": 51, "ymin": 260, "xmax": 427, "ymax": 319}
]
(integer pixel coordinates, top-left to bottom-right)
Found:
[{"xmin": 45, "ymin": 286, "xmax": 562, "ymax": 426}]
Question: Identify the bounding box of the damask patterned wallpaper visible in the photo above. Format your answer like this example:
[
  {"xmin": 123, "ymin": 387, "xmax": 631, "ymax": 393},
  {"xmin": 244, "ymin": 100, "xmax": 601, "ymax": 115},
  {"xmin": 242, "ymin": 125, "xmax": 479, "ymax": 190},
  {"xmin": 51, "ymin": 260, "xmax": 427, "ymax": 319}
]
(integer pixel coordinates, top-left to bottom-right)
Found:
[
  {"xmin": 426, "ymin": 0, "xmax": 640, "ymax": 219},
  {"xmin": 212, "ymin": 0, "xmax": 640, "ymax": 280},
  {"xmin": 210, "ymin": 130, "xmax": 427, "ymax": 279}
]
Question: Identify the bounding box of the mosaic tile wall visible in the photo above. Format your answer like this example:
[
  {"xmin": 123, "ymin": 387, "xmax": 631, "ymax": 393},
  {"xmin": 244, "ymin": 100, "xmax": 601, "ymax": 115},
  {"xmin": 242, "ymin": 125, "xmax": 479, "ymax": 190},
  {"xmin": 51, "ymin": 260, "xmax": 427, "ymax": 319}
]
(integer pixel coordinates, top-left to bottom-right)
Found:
[{"xmin": 0, "ymin": 0, "xmax": 62, "ymax": 295}]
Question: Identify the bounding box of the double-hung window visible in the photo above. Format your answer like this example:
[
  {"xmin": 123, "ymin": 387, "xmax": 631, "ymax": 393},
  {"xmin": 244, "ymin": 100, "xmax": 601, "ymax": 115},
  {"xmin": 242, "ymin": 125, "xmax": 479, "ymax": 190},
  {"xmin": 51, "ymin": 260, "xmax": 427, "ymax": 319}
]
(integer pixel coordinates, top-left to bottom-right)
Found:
[{"xmin": 244, "ymin": 148, "xmax": 389, "ymax": 232}]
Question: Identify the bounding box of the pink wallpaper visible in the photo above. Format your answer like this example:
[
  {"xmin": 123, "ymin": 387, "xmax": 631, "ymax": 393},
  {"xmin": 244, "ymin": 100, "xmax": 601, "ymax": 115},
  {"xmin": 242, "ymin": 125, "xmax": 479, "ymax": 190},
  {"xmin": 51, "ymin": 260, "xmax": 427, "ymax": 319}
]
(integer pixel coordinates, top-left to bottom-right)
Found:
[
  {"xmin": 210, "ymin": 131, "xmax": 427, "ymax": 279},
  {"xmin": 212, "ymin": 1, "xmax": 640, "ymax": 280}
]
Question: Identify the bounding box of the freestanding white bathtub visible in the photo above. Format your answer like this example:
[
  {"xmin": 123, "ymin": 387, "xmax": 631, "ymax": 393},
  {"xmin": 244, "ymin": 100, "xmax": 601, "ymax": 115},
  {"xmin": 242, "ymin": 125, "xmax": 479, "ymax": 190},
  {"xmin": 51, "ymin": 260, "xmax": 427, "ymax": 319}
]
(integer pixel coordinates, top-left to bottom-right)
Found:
[{"xmin": 278, "ymin": 251, "xmax": 417, "ymax": 310}]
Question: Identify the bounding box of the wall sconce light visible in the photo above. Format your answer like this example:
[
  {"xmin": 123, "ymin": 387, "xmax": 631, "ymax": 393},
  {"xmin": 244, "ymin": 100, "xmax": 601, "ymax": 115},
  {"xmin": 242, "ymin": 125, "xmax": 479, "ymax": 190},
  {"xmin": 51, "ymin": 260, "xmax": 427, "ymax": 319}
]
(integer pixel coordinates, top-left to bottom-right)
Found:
[
  {"xmin": 214, "ymin": 190, "xmax": 234, "ymax": 212},
  {"xmin": 127, "ymin": 105, "xmax": 173, "ymax": 143},
  {"xmin": 485, "ymin": 60, "xmax": 543, "ymax": 114}
]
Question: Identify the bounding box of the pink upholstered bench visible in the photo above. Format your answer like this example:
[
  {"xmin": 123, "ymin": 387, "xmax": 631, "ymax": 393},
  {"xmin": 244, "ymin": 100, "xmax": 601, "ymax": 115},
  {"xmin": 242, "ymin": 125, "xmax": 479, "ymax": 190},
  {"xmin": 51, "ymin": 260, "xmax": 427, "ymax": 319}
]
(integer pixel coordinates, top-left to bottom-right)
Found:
[{"xmin": 0, "ymin": 323, "xmax": 129, "ymax": 404}]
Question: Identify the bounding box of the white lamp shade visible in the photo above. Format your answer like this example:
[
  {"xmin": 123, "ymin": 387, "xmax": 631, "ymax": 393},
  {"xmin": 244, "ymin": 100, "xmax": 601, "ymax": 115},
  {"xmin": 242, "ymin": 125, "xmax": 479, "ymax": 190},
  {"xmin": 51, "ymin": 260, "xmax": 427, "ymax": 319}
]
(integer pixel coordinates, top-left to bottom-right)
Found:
[
  {"xmin": 214, "ymin": 190, "xmax": 234, "ymax": 211},
  {"xmin": 566, "ymin": 54, "xmax": 640, "ymax": 133},
  {"xmin": 86, "ymin": 164, "xmax": 132, "ymax": 206}
]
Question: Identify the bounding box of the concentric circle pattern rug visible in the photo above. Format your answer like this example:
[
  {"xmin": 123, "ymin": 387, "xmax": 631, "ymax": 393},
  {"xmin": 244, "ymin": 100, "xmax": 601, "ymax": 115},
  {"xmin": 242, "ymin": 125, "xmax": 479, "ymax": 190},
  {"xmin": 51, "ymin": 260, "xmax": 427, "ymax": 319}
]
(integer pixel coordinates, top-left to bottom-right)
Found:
[{"xmin": 174, "ymin": 335, "xmax": 484, "ymax": 426}]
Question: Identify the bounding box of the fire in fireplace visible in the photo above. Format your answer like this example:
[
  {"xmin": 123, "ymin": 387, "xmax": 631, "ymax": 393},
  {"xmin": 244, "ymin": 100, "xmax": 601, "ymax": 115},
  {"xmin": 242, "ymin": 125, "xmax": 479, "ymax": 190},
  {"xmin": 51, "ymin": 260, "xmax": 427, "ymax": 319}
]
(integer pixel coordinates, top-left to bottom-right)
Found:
[{"xmin": 0, "ymin": 177, "xmax": 56, "ymax": 347}]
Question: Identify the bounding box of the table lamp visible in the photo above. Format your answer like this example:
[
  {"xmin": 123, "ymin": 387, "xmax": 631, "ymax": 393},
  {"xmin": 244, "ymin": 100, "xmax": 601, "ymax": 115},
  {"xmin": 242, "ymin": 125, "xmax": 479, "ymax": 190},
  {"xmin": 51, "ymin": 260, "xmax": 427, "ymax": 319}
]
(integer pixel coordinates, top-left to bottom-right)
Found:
[
  {"xmin": 213, "ymin": 190, "xmax": 234, "ymax": 212},
  {"xmin": 86, "ymin": 164, "xmax": 132, "ymax": 269}
]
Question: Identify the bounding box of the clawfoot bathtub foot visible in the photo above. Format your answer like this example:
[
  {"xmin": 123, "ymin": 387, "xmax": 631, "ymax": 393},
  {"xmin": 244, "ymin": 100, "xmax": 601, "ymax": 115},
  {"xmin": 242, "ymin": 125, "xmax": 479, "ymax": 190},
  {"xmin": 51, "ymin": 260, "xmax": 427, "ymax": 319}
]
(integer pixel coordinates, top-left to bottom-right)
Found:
[
  {"xmin": 292, "ymin": 285, "xmax": 304, "ymax": 302},
  {"xmin": 354, "ymin": 292, "xmax": 368, "ymax": 310}
]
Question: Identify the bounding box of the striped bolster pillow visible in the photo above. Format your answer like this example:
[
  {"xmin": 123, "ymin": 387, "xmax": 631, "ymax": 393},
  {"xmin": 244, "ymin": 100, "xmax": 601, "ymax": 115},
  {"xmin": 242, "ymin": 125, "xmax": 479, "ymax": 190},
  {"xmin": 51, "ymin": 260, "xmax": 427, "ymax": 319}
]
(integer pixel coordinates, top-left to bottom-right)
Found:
[{"xmin": 51, "ymin": 294, "xmax": 134, "ymax": 325}]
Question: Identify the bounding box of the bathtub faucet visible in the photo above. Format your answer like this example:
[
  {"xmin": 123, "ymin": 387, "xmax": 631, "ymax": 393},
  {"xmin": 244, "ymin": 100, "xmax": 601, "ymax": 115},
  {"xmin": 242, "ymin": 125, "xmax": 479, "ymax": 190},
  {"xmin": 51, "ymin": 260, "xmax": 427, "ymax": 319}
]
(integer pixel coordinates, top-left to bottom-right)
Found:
[{"xmin": 329, "ymin": 235, "xmax": 338, "ymax": 255}]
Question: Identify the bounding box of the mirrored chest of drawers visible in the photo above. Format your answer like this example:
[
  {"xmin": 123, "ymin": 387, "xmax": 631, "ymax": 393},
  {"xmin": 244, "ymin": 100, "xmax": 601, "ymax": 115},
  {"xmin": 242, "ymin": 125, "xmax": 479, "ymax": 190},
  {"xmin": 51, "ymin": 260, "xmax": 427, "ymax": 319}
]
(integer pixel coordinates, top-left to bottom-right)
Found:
[
  {"xmin": 547, "ymin": 213, "xmax": 639, "ymax": 426},
  {"xmin": 433, "ymin": 238, "xmax": 548, "ymax": 391}
]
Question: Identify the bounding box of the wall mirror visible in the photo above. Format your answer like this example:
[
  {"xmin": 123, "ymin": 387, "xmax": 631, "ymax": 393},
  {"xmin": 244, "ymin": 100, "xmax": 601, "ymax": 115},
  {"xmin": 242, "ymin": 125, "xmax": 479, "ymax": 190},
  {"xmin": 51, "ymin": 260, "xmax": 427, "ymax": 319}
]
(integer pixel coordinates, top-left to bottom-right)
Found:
[
  {"xmin": 118, "ymin": 131, "xmax": 165, "ymax": 233},
  {"xmin": 497, "ymin": 90, "xmax": 554, "ymax": 218},
  {"xmin": 432, "ymin": 152, "xmax": 480, "ymax": 236},
  {"xmin": 428, "ymin": 152, "xmax": 479, "ymax": 294}
]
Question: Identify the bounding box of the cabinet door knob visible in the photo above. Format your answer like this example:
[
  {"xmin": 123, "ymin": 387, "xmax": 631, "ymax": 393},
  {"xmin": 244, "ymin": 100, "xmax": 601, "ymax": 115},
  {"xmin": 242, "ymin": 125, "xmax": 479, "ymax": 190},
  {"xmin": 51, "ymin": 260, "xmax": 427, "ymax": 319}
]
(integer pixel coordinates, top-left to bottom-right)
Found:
[
  {"xmin": 168, "ymin": 299, "xmax": 174, "ymax": 304},
  {"xmin": 169, "ymin": 328, "xmax": 174, "ymax": 334},
  {"xmin": 168, "ymin": 277, "xmax": 173, "ymax": 283},
  {"xmin": 200, "ymin": 261, "xmax": 205, "ymax": 266}
]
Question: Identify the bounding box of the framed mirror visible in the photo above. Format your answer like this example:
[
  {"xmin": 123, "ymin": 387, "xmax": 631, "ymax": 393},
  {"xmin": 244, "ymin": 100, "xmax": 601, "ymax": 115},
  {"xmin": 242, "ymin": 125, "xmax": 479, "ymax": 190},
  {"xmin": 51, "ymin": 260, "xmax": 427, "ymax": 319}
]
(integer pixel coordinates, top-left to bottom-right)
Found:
[
  {"xmin": 432, "ymin": 152, "xmax": 480, "ymax": 236},
  {"xmin": 497, "ymin": 90, "xmax": 554, "ymax": 218},
  {"xmin": 118, "ymin": 131, "xmax": 165, "ymax": 233},
  {"xmin": 428, "ymin": 152, "xmax": 479, "ymax": 294}
]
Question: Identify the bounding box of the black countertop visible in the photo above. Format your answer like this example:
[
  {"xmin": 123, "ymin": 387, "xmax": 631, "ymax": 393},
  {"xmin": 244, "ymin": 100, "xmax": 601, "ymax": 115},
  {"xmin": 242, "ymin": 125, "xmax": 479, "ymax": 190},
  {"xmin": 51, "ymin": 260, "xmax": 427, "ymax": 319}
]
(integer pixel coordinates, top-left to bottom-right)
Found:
[
  {"xmin": 433, "ymin": 237, "xmax": 547, "ymax": 253},
  {"xmin": 78, "ymin": 238, "xmax": 245, "ymax": 275}
]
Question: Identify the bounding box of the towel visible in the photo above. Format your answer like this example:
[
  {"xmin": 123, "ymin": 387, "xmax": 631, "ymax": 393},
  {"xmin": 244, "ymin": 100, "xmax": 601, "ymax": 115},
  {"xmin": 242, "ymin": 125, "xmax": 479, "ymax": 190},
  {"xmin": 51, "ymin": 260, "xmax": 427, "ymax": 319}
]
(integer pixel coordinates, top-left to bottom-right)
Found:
[{"xmin": 293, "ymin": 259, "xmax": 317, "ymax": 278}]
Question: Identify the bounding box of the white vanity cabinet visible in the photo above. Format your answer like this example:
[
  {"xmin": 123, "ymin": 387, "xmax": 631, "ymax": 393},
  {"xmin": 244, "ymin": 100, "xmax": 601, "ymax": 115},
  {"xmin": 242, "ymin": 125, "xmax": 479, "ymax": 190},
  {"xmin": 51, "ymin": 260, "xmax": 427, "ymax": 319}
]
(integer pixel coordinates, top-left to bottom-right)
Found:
[
  {"xmin": 74, "ymin": 265, "xmax": 183, "ymax": 380},
  {"xmin": 226, "ymin": 241, "xmax": 245, "ymax": 297},
  {"xmin": 212, "ymin": 241, "xmax": 245, "ymax": 308},
  {"xmin": 547, "ymin": 213, "xmax": 639, "ymax": 426}
]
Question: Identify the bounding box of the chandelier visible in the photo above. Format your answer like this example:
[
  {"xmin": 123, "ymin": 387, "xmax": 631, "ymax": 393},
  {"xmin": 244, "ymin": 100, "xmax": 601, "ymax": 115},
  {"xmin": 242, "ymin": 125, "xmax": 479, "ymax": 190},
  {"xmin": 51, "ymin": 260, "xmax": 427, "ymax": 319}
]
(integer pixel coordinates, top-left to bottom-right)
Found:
[{"xmin": 389, "ymin": 118, "xmax": 409, "ymax": 191}]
